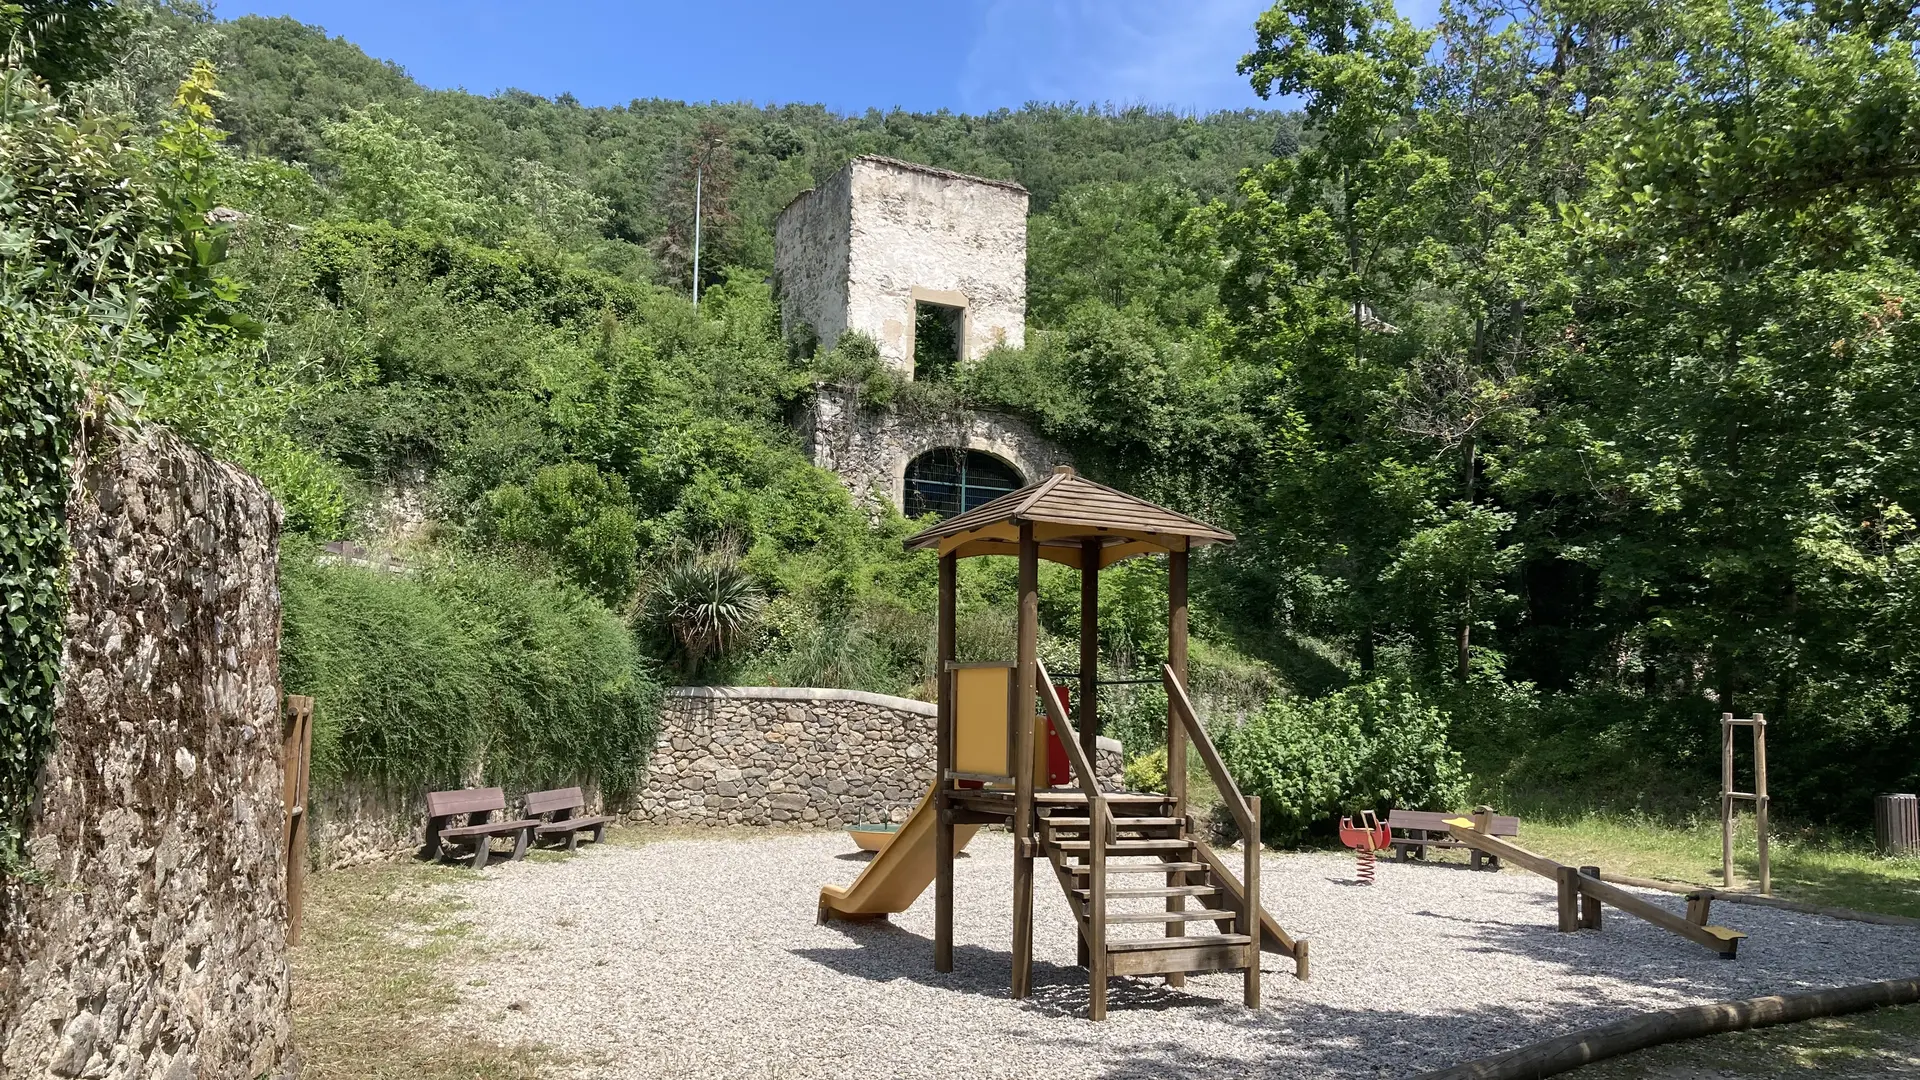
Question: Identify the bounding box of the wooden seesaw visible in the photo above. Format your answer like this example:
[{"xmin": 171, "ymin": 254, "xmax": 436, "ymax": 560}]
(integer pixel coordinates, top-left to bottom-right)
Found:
[{"xmin": 1443, "ymin": 812, "xmax": 1748, "ymax": 959}]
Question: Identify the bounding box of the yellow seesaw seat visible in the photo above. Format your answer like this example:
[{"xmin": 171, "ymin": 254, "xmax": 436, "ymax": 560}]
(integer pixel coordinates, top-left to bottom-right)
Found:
[{"xmin": 818, "ymin": 784, "xmax": 978, "ymax": 921}]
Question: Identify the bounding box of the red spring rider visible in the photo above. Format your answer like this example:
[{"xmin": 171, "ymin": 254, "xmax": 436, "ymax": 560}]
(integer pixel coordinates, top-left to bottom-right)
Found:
[{"xmin": 1338, "ymin": 810, "xmax": 1391, "ymax": 885}]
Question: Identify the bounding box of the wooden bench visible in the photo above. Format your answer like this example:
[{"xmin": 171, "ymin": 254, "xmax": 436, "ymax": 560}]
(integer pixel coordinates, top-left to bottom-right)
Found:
[
  {"xmin": 526, "ymin": 786, "xmax": 612, "ymax": 851},
  {"xmin": 424, "ymin": 787, "xmax": 538, "ymax": 869},
  {"xmin": 1389, "ymin": 808, "xmax": 1520, "ymax": 870}
]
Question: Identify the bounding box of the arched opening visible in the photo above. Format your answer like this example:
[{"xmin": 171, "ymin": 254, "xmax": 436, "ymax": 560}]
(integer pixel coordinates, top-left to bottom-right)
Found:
[{"xmin": 904, "ymin": 448, "xmax": 1024, "ymax": 519}]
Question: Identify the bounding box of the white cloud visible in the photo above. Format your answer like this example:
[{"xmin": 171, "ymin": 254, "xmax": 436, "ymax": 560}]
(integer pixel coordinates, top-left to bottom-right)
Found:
[
  {"xmin": 957, "ymin": 0, "xmax": 1449, "ymax": 114},
  {"xmin": 959, "ymin": 0, "xmax": 1273, "ymax": 114}
]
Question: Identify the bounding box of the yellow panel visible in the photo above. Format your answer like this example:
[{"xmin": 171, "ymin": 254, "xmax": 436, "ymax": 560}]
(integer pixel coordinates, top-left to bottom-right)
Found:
[{"xmin": 953, "ymin": 665, "xmax": 1012, "ymax": 778}]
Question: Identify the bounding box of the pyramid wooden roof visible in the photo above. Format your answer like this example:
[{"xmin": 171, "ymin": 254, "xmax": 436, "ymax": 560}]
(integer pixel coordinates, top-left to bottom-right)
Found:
[{"xmin": 903, "ymin": 466, "xmax": 1235, "ymax": 568}]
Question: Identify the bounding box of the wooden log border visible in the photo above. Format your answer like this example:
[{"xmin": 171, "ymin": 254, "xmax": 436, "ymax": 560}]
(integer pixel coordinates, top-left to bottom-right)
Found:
[{"xmin": 1414, "ymin": 976, "xmax": 1920, "ymax": 1080}]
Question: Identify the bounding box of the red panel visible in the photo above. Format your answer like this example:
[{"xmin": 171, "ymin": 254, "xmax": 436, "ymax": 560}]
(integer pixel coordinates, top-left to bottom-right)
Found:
[{"xmin": 1045, "ymin": 684, "xmax": 1074, "ymax": 786}]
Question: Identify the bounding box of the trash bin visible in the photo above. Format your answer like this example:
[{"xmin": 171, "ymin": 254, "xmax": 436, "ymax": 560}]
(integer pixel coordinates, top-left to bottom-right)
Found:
[{"xmin": 1874, "ymin": 793, "xmax": 1919, "ymax": 856}]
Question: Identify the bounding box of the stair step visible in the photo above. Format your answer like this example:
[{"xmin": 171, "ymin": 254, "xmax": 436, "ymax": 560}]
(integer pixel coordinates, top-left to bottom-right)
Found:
[
  {"xmin": 1107, "ymin": 936, "xmax": 1254, "ymax": 977},
  {"xmin": 1104, "ymin": 908, "xmax": 1238, "ymax": 924},
  {"xmin": 1052, "ymin": 839, "xmax": 1191, "ymax": 853},
  {"xmin": 1068, "ymin": 862, "xmax": 1206, "ymax": 875},
  {"xmin": 1040, "ymin": 816, "xmax": 1182, "ymax": 828},
  {"xmin": 1105, "ymin": 933, "xmax": 1251, "ymax": 953},
  {"xmin": 1075, "ymin": 885, "xmax": 1220, "ymax": 899},
  {"xmin": 1033, "ymin": 792, "xmax": 1173, "ymax": 804}
]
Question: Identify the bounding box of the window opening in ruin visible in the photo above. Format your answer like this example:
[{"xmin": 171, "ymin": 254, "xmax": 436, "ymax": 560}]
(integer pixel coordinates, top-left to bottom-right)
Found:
[
  {"xmin": 913, "ymin": 301, "xmax": 963, "ymax": 381},
  {"xmin": 904, "ymin": 449, "xmax": 1022, "ymax": 519}
]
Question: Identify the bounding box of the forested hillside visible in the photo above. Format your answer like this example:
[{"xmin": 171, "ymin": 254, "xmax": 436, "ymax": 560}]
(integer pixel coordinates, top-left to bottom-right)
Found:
[{"xmin": 6, "ymin": 0, "xmax": 1918, "ymax": 851}]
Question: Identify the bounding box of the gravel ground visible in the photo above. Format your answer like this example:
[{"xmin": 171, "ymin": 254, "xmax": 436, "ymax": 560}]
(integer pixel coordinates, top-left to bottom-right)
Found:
[{"xmin": 445, "ymin": 831, "xmax": 1920, "ymax": 1080}]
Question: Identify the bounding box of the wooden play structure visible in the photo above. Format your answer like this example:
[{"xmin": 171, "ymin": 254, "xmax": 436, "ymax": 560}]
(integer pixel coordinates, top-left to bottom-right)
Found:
[
  {"xmin": 1444, "ymin": 812, "xmax": 1748, "ymax": 958},
  {"xmin": 1721, "ymin": 712, "xmax": 1771, "ymax": 894},
  {"xmin": 817, "ymin": 466, "xmax": 1308, "ymax": 1019}
]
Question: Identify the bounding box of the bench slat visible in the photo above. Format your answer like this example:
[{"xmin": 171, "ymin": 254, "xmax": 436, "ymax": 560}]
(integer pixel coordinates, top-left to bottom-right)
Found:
[
  {"xmin": 439, "ymin": 818, "xmax": 539, "ymax": 840},
  {"xmin": 426, "ymin": 787, "xmax": 507, "ymax": 817},
  {"xmin": 525, "ymin": 786, "xmax": 587, "ymax": 816},
  {"xmin": 1388, "ymin": 810, "xmax": 1519, "ymax": 838},
  {"xmin": 535, "ymin": 815, "xmax": 612, "ymax": 835}
]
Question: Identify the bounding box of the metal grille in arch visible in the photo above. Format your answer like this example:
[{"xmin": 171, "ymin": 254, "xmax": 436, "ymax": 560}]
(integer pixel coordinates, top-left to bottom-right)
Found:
[{"xmin": 904, "ymin": 449, "xmax": 1023, "ymax": 519}]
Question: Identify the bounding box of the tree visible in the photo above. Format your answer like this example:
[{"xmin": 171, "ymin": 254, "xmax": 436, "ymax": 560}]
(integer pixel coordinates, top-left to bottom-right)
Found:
[
  {"xmin": 482, "ymin": 462, "xmax": 641, "ymax": 606},
  {"xmin": 318, "ymin": 103, "xmax": 486, "ymax": 235},
  {"xmin": 654, "ymin": 120, "xmax": 735, "ymax": 295},
  {"xmin": 1225, "ymin": 0, "xmax": 1439, "ymax": 674},
  {"xmin": 2, "ymin": 0, "xmax": 130, "ymax": 94}
]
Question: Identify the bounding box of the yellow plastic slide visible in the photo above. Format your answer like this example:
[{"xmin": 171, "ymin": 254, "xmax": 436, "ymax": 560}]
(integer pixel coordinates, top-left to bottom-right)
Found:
[{"xmin": 818, "ymin": 784, "xmax": 978, "ymax": 921}]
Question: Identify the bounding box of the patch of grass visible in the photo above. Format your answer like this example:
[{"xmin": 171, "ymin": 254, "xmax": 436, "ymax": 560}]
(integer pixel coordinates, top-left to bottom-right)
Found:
[
  {"xmin": 292, "ymin": 860, "xmax": 556, "ymax": 1080},
  {"xmin": 1518, "ymin": 812, "xmax": 1920, "ymax": 919},
  {"xmin": 1578, "ymin": 1002, "xmax": 1920, "ymax": 1079}
]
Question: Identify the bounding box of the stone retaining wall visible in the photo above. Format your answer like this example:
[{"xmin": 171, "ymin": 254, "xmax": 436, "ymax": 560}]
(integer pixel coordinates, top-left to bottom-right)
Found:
[
  {"xmin": 0, "ymin": 424, "xmax": 295, "ymax": 1079},
  {"xmin": 636, "ymin": 687, "xmax": 1124, "ymax": 827}
]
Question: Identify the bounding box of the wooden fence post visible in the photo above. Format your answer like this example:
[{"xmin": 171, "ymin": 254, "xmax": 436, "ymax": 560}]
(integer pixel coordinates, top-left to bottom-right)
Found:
[
  {"xmin": 281, "ymin": 695, "xmax": 314, "ymax": 945},
  {"xmin": 1753, "ymin": 714, "xmax": 1770, "ymax": 897},
  {"xmin": 1556, "ymin": 865, "xmax": 1579, "ymax": 933},
  {"xmin": 1721, "ymin": 713, "xmax": 1735, "ymax": 889}
]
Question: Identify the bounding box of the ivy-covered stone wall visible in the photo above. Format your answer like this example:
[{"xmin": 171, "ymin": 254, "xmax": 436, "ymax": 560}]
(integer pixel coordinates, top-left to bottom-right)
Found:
[
  {"xmin": 0, "ymin": 424, "xmax": 295, "ymax": 1079},
  {"xmin": 0, "ymin": 327, "xmax": 73, "ymax": 855}
]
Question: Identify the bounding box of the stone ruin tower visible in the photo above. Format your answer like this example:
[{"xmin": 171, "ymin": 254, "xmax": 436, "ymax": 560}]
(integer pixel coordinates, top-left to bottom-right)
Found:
[
  {"xmin": 775, "ymin": 155, "xmax": 1029, "ymax": 374},
  {"xmin": 776, "ymin": 156, "xmax": 1067, "ymax": 516}
]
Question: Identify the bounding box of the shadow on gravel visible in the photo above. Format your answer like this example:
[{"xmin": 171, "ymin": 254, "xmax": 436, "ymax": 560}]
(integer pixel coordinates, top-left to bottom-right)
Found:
[
  {"xmin": 796, "ymin": 922, "xmax": 1224, "ymax": 1018},
  {"xmin": 792, "ymin": 873, "xmax": 1915, "ymax": 1078}
]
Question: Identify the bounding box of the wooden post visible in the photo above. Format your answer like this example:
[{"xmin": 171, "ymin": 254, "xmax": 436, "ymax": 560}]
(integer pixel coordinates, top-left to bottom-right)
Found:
[
  {"xmin": 1244, "ymin": 795, "xmax": 1262, "ymax": 1008},
  {"xmin": 934, "ymin": 553, "xmax": 957, "ymax": 973},
  {"xmin": 1754, "ymin": 713, "xmax": 1770, "ymax": 897},
  {"xmin": 1556, "ymin": 865, "xmax": 1579, "ymax": 932},
  {"xmin": 281, "ymin": 695, "xmax": 314, "ymax": 945},
  {"xmin": 1578, "ymin": 865, "xmax": 1602, "ymax": 930},
  {"xmin": 1167, "ymin": 547, "xmax": 1189, "ymax": 815},
  {"xmin": 1686, "ymin": 894, "xmax": 1712, "ymax": 926},
  {"xmin": 1165, "ymin": 546, "xmax": 1189, "ymax": 985},
  {"xmin": 1079, "ymin": 537, "xmax": 1101, "ymax": 773},
  {"xmin": 1088, "ymin": 793, "xmax": 1107, "ymax": 1020},
  {"xmin": 1721, "ymin": 713, "xmax": 1771, "ymax": 895},
  {"xmin": 1721, "ymin": 713, "xmax": 1736, "ymax": 889},
  {"xmin": 1010, "ymin": 521, "xmax": 1039, "ymax": 999}
]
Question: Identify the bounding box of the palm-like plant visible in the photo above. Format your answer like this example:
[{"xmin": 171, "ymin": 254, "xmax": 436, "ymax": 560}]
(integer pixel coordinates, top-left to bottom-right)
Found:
[{"xmin": 638, "ymin": 541, "xmax": 765, "ymax": 677}]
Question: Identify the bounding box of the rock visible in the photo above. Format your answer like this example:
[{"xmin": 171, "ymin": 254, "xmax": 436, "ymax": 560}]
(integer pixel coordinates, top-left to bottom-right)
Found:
[{"xmin": 48, "ymin": 1011, "xmax": 100, "ymax": 1077}]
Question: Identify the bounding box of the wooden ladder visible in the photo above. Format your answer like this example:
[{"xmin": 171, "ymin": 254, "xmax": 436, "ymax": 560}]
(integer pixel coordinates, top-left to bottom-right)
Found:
[{"xmin": 1036, "ymin": 794, "xmax": 1260, "ymax": 995}]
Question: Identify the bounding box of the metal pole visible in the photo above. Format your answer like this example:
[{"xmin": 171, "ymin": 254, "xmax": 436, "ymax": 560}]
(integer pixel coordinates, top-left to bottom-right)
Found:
[{"xmin": 702, "ymin": 163, "xmax": 710, "ymax": 307}]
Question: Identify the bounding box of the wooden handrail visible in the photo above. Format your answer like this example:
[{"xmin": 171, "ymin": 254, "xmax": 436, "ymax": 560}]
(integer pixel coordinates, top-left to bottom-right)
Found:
[
  {"xmin": 1036, "ymin": 655, "xmax": 1109, "ymax": 1004},
  {"xmin": 1035, "ymin": 656, "xmax": 1106, "ymax": 805},
  {"xmin": 1162, "ymin": 664, "xmax": 1256, "ymax": 840}
]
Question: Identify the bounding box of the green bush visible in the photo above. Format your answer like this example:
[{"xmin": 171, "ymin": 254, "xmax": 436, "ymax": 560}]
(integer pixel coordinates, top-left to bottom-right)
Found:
[
  {"xmin": 280, "ymin": 551, "xmax": 661, "ymax": 802},
  {"xmin": 1124, "ymin": 746, "xmax": 1168, "ymax": 793},
  {"xmin": 1220, "ymin": 679, "xmax": 1471, "ymax": 845}
]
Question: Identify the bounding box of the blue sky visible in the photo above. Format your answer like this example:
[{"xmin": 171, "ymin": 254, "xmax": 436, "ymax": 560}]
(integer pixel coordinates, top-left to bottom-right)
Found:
[{"xmin": 219, "ymin": 0, "xmax": 1445, "ymax": 115}]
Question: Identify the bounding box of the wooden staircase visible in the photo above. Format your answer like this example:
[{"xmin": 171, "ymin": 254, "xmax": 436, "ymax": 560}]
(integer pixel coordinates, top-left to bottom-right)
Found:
[
  {"xmin": 1036, "ymin": 792, "xmax": 1259, "ymax": 996},
  {"xmin": 1018, "ymin": 659, "xmax": 1309, "ymax": 1019}
]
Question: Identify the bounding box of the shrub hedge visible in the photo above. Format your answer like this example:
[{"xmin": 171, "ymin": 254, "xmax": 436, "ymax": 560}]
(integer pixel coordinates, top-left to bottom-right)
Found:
[
  {"xmin": 280, "ymin": 551, "xmax": 662, "ymax": 802},
  {"xmin": 1220, "ymin": 679, "xmax": 1471, "ymax": 845}
]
